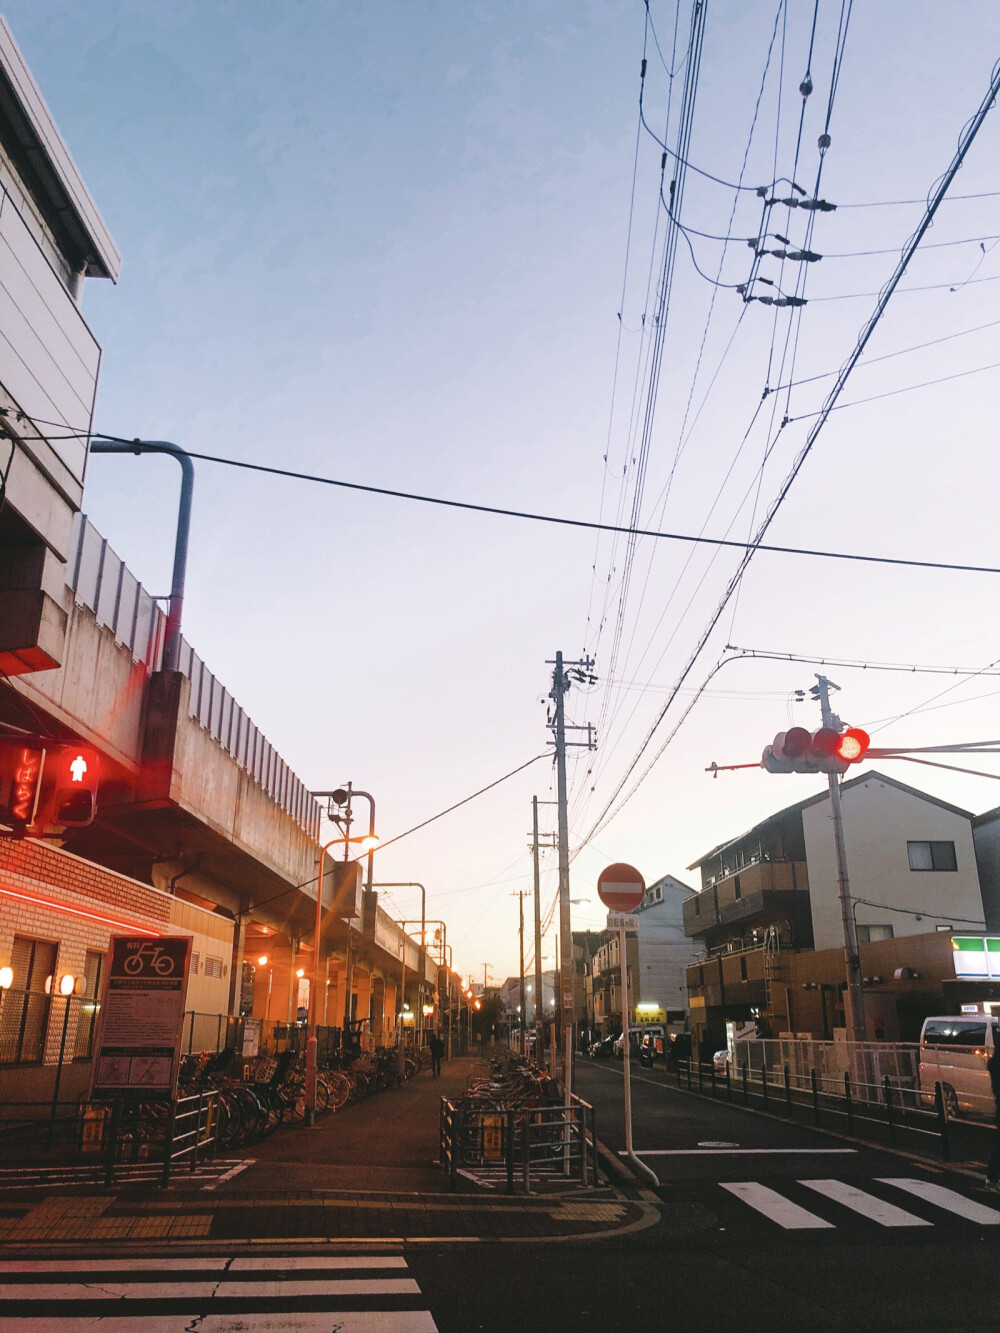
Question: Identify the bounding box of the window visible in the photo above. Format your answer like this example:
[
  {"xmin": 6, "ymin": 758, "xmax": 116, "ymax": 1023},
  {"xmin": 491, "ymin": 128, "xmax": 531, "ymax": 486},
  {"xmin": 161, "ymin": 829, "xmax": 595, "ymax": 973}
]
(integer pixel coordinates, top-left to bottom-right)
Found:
[
  {"xmin": 907, "ymin": 840, "xmax": 957, "ymax": 871},
  {"xmin": 739, "ymin": 956, "xmax": 748, "ymax": 981},
  {"xmin": 74, "ymin": 950, "xmax": 104, "ymax": 1060},
  {"xmin": 856, "ymin": 924, "xmax": 894, "ymax": 944},
  {"xmin": 190, "ymin": 952, "xmax": 200, "ymax": 975},
  {"xmin": 1, "ymin": 935, "xmax": 57, "ymax": 1064},
  {"xmin": 205, "ymin": 956, "xmax": 224, "ymax": 980},
  {"xmin": 695, "ymin": 897, "xmax": 701, "ymax": 916},
  {"xmin": 923, "ymin": 1019, "xmax": 996, "ymax": 1047},
  {"xmin": 734, "ymin": 876, "xmax": 742, "ymax": 901}
]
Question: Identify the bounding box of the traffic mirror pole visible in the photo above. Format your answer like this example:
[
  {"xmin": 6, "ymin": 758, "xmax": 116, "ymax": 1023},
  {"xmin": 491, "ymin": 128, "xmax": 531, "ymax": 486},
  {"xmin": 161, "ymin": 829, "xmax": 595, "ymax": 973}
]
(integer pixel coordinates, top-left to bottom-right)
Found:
[{"xmin": 619, "ymin": 922, "xmax": 658, "ymax": 1187}]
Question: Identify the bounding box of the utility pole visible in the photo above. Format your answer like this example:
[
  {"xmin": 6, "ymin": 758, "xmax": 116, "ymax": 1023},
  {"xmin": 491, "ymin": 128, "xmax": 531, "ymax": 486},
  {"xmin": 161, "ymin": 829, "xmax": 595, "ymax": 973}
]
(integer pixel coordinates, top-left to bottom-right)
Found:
[
  {"xmin": 529, "ymin": 797, "xmax": 557, "ymax": 1066},
  {"xmin": 812, "ymin": 674, "xmax": 867, "ymax": 1044},
  {"xmin": 546, "ymin": 651, "xmax": 596, "ymax": 1111},
  {"xmin": 512, "ymin": 889, "xmax": 528, "ymax": 1057}
]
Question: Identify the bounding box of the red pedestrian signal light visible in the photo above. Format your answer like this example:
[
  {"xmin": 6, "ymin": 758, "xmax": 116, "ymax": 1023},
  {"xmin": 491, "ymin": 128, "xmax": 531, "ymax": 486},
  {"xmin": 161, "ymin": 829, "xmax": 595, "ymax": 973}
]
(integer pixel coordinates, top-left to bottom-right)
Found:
[
  {"xmin": 50, "ymin": 746, "xmax": 100, "ymax": 827},
  {"xmin": 1, "ymin": 744, "xmax": 46, "ymax": 831},
  {"xmin": 761, "ymin": 726, "xmax": 870, "ymax": 776}
]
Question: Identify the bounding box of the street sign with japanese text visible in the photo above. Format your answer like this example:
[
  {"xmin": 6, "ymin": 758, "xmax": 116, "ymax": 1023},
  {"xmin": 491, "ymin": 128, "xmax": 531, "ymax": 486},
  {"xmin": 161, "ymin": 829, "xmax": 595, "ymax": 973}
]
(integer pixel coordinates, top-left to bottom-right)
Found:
[
  {"xmin": 607, "ymin": 912, "xmax": 639, "ymax": 931},
  {"xmin": 91, "ymin": 936, "xmax": 191, "ymax": 1098}
]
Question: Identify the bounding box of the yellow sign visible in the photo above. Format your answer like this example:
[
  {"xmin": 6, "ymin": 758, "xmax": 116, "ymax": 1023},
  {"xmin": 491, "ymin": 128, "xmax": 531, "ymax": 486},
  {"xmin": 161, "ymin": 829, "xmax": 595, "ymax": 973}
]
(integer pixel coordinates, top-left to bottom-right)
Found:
[{"xmin": 482, "ymin": 1114, "xmax": 503, "ymax": 1160}]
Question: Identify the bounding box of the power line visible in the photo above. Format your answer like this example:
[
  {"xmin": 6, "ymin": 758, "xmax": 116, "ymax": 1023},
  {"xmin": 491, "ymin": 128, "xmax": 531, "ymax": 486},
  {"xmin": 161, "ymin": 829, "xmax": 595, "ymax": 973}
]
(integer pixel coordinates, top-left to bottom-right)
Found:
[
  {"xmin": 71, "ymin": 434, "xmax": 1000, "ymax": 577},
  {"xmin": 573, "ymin": 57, "xmax": 1000, "ymax": 854}
]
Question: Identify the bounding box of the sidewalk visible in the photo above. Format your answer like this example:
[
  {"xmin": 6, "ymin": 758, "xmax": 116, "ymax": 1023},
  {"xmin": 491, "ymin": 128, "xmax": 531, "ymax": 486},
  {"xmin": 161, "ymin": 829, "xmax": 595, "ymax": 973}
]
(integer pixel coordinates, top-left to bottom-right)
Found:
[{"xmin": 0, "ymin": 1056, "xmax": 662, "ymax": 1249}]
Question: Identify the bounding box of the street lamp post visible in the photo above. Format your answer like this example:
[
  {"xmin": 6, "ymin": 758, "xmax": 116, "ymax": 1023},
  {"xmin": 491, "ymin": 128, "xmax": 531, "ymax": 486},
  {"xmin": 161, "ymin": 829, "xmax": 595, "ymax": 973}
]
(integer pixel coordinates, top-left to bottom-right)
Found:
[
  {"xmin": 89, "ymin": 439, "xmax": 194, "ymax": 671},
  {"xmin": 306, "ymin": 834, "xmax": 343, "ymax": 1127},
  {"xmin": 372, "ymin": 884, "xmax": 426, "ymax": 1036},
  {"xmin": 312, "ymin": 787, "xmax": 376, "ymax": 1037}
]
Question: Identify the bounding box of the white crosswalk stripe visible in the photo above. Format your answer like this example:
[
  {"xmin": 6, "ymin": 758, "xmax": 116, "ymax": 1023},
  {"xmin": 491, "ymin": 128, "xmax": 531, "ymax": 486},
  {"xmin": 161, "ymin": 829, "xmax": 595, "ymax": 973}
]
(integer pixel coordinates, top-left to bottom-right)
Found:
[
  {"xmin": 0, "ymin": 1255, "xmax": 438, "ymax": 1330},
  {"xmin": 721, "ymin": 1176, "xmax": 1000, "ymax": 1230},
  {"xmin": 878, "ymin": 1177, "xmax": 1000, "ymax": 1225},
  {"xmin": 801, "ymin": 1179, "xmax": 931, "ymax": 1227},
  {"xmin": 720, "ymin": 1182, "xmax": 834, "ymax": 1229}
]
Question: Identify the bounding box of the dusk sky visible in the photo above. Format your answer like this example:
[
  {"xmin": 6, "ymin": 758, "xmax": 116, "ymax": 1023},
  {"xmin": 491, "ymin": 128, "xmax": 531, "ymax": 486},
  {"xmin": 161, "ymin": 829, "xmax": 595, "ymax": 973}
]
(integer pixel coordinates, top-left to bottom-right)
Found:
[{"xmin": 6, "ymin": 1, "xmax": 1000, "ymax": 985}]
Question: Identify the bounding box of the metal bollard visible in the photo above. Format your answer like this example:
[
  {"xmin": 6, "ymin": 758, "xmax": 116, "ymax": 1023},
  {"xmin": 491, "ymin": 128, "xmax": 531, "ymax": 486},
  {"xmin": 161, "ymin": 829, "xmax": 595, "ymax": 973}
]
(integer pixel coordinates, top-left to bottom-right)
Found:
[
  {"xmin": 844, "ymin": 1071, "xmax": 854, "ymax": 1135},
  {"xmin": 697, "ymin": 1060, "xmax": 704, "ymax": 1093},
  {"xmin": 784, "ymin": 1065, "xmax": 792, "ymax": 1117},
  {"xmin": 710, "ymin": 1062, "xmax": 717, "ymax": 1098},
  {"xmin": 725, "ymin": 1062, "xmax": 732, "ymax": 1103},
  {"xmin": 810, "ymin": 1068, "xmax": 820, "ymax": 1126},
  {"xmin": 935, "ymin": 1081, "xmax": 950, "ymax": 1161},
  {"xmin": 742, "ymin": 1063, "xmax": 749, "ymax": 1107},
  {"xmin": 883, "ymin": 1075, "xmax": 896, "ymax": 1147},
  {"xmin": 505, "ymin": 1110, "xmax": 514, "ymax": 1195},
  {"xmin": 686, "ymin": 1059, "xmax": 693, "ymax": 1091},
  {"xmin": 761, "ymin": 1059, "xmax": 769, "ymax": 1112}
]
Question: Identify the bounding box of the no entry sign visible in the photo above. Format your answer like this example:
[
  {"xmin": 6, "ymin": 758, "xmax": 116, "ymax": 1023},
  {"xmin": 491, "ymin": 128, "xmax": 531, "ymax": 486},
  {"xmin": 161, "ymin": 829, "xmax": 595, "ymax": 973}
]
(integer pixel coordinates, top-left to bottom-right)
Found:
[{"xmin": 596, "ymin": 862, "xmax": 645, "ymax": 913}]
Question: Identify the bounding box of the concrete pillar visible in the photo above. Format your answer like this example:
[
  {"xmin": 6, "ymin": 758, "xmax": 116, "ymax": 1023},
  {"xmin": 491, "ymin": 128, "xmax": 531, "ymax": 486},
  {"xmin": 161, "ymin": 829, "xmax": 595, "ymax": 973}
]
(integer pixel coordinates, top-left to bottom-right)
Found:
[{"xmin": 228, "ymin": 912, "xmax": 249, "ymax": 1017}]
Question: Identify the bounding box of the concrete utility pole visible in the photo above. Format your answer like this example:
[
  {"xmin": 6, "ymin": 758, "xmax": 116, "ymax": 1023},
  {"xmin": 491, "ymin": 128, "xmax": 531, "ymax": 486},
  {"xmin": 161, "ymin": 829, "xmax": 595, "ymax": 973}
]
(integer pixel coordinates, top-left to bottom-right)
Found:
[
  {"xmin": 512, "ymin": 888, "xmax": 528, "ymax": 1057},
  {"xmin": 813, "ymin": 675, "xmax": 867, "ymax": 1044},
  {"xmin": 546, "ymin": 652, "xmax": 596, "ymax": 1106},
  {"xmin": 528, "ymin": 797, "xmax": 557, "ymax": 1066}
]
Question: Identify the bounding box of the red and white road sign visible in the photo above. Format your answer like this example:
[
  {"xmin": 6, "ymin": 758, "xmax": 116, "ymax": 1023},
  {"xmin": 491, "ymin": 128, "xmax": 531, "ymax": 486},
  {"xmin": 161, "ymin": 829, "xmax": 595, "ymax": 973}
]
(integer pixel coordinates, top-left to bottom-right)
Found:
[{"xmin": 596, "ymin": 862, "xmax": 645, "ymax": 913}]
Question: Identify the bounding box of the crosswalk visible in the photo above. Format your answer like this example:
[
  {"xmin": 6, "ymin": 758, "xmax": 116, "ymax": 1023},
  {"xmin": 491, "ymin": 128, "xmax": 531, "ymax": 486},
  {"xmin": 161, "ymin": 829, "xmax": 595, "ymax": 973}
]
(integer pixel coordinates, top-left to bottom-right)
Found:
[
  {"xmin": 0, "ymin": 1158, "xmax": 253, "ymax": 1191},
  {"xmin": 0, "ymin": 1254, "xmax": 438, "ymax": 1330},
  {"xmin": 721, "ymin": 1176, "xmax": 1000, "ymax": 1230}
]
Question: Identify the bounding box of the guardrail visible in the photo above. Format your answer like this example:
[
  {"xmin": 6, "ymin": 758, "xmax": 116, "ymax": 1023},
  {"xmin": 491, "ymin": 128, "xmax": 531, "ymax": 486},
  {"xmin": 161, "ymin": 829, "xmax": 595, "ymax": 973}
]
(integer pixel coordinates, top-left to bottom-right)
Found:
[
  {"xmin": 440, "ymin": 1095, "xmax": 598, "ymax": 1193},
  {"xmin": 101, "ymin": 1091, "xmax": 221, "ymax": 1188},
  {"xmin": 677, "ymin": 1057, "xmax": 992, "ymax": 1163}
]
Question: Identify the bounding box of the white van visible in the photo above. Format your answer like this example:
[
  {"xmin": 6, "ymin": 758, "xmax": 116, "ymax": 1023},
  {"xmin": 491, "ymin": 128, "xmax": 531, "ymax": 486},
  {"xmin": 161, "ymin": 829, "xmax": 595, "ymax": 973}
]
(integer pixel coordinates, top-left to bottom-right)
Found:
[{"xmin": 918, "ymin": 1015, "xmax": 999, "ymax": 1119}]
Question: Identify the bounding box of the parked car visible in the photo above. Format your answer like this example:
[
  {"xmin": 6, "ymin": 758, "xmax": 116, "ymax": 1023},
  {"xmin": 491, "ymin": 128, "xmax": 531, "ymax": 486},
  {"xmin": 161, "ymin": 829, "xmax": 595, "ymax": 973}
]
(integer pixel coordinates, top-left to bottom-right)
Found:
[{"xmin": 918, "ymin": 1015, "xmax": 999, "ymax": 1119}]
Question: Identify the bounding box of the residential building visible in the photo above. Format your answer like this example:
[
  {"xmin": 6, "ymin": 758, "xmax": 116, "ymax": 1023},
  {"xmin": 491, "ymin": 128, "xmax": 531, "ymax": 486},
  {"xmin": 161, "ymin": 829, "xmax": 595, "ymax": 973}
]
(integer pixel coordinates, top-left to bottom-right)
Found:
[
  {"xmin": 684, "ymin": 771, "xmax": 986, "ymax": 1051},
  {"xmin": 634, "ymin": 874, "xmax": 696, "ymax": 1024}
]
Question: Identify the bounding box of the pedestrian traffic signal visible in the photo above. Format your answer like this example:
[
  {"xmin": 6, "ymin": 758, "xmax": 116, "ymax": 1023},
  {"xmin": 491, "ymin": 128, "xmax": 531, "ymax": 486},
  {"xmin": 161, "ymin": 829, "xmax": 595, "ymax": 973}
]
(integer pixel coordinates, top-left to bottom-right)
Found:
[
  {"xmin": 50, "ymin": 746, "xmax": 100, "ymax": 827},
  {"xmin": 1, "ymin": 743, "xmax": 46, "ymax": 831},
  {"xmin": 761, "ymin": 726, "xmax": 869, "ymax": 775}
]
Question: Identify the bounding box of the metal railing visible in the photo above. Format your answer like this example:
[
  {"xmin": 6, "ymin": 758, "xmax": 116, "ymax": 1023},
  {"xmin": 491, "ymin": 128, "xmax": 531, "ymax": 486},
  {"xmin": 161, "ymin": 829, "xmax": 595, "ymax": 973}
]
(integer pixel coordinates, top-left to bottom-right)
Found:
[
  {"xmin": 440, "ymin": 1095, "xmax": 598, "ymax": 1193},
  {"xmin": 67, "ymin": 514, "xmax": 320, "ymax": 837}
]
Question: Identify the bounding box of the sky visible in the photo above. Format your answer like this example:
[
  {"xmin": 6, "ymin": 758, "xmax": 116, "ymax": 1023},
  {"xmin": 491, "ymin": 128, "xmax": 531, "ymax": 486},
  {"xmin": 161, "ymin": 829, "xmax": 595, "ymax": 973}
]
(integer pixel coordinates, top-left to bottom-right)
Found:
[{"xmin": 6, "ymin": 1, "xmax": 1000, "ymax": 987}]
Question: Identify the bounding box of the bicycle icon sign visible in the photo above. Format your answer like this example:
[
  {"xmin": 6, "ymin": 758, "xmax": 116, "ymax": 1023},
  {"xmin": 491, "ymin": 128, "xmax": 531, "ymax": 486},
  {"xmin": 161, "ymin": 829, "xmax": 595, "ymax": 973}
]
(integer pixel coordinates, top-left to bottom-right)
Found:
[{"xmin": 121, "ymin": 941, "xmax": 181, "ymax": 977}]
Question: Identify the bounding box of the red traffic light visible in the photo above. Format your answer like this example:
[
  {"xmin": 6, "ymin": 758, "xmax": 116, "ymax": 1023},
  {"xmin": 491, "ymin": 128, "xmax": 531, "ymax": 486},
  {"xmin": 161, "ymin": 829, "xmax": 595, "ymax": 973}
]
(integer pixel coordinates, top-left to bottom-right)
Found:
[
  {"xmin": 836, "ymin": 727, "xmax": 870, "ymax": 764},
  {"xmin": 51, "ymin": 746, "xmax": 100, "ymax": 827},
  {"xmin": 762, "ymin": 726, "xmax": 870, "ymax": 776}
]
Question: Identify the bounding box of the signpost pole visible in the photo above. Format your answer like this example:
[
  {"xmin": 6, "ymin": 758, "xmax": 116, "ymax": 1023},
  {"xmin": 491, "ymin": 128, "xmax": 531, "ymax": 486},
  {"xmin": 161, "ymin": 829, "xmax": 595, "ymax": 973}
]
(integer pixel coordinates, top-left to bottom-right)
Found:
[{"xmin": 597, "ymin": 865, "xmax": 659, "ymax": 1188}]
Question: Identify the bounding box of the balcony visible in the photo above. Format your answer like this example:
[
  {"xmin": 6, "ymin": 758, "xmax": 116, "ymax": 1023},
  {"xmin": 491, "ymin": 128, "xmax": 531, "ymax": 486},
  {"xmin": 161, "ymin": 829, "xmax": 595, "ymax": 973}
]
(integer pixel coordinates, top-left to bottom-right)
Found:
[{"xmin": 684, "ymin": 860, "xmax": 807, "ymax": 938}]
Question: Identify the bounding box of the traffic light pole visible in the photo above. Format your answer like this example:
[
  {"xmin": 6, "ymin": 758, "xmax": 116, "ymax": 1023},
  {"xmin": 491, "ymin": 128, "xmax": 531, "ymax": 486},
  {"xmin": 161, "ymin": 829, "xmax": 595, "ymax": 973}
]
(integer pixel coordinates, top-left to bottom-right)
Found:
[
  {"xmin": 531, "ymin": 797, "xmax": 544, "ymax": 1064},
  {"xmin": 814, "ymin": 675, "xmax": 867, "ymax": 1044}
]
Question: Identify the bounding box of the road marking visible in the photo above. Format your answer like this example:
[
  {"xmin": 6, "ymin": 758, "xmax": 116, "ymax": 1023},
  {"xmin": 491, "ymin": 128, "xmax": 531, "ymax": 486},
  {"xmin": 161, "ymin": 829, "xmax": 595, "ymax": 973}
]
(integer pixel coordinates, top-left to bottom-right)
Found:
[
  {"xmin": 802, "ymin": 1179, "xmax": 931, "ymax": 1227},
  {"xmin": 621, "ymin": 1147, "xmax": 857, "ymax": 1156},
  {"xmin": 879, "ymin": 1177, "xmax": 1000, "ymax": 1224},
  {"xmin": 203, "ymin": 1158, "xmax": 256, "ymax": 1189},
  {"xmin": 0, "ymin": 1317, "xmax": 436, "ymax": 1332},
  {"xmin": 0, "ymin": 1279, "xmax": 421, "ymax": 1300},
  {"xmin": 0, "ymin": 1256, "xmax": 409, "ymax": 1274},
  {"xmin": 719, "ymin": 1182, "xmax": 834, "ymax": 1229}
]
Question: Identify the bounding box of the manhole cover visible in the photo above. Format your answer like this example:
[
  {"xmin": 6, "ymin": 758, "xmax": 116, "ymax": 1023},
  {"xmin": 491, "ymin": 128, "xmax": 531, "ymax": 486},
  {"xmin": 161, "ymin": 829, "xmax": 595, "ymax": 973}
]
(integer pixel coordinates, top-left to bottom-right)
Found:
[{"xmin": 698, "ymin": 1140, "xmax": 739, "ymax": 1148}]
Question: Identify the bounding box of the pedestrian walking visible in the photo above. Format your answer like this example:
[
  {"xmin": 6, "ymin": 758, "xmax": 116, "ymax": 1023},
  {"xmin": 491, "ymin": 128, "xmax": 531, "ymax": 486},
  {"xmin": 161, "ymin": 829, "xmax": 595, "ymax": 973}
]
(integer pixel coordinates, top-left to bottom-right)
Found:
[
  {"xmin": 429, "ymin": 1030, "xmax": 444, "ymax": 1078},
  {"xmin": 986, "ymin": 1038, "xmax": 1000, "ymax": 1190}
]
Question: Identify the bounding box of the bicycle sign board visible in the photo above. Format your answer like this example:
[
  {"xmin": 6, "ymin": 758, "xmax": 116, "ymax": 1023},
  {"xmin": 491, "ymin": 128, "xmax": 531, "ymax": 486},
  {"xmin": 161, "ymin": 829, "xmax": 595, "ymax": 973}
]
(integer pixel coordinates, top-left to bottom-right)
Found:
[{"xmin": 91, "ymin": 936, "xmax": 192, "ymax": 1097}]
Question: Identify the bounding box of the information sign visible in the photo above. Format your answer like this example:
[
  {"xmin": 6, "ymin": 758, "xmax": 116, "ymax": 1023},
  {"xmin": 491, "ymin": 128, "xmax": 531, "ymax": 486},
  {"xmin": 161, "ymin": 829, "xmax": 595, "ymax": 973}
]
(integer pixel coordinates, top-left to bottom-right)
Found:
[
  {"xmin": 91, "ymin": 936, "xmax": 191, "ymax": 1097},
  {"xmin": 607, "ymin": 912, "xmax": 639, "ymax": 931}
]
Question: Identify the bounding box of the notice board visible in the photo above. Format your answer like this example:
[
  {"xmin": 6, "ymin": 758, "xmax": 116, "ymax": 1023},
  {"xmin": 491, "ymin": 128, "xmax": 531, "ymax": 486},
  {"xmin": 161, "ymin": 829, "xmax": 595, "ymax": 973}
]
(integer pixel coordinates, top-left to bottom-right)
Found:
[{"xmin": 91, "ymin": 936, "xmax": 191, "ymax": 1097}]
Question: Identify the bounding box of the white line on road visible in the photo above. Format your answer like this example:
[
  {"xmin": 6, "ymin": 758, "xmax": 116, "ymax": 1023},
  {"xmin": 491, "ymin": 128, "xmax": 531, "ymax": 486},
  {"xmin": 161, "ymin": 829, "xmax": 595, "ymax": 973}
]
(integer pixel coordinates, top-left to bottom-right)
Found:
[
  {"xmin": 202, "ymin": 1159, "xmax": 256, "ymax": 1190},
  {"xmin": 0, "ymin": 1279, "xmax": 421, "ymax": 1300},
  {"xmin": 620, "ymin": 1148, "xmax": 858, "ymax": 1156},
  {"xmin": 0, "ymin": 1316, "xmax": 437, "ymax": 1332},
  {"xmin": 802, "ymin": 1179, "xmax": 932, "ymax": 1227},
  {"xmin": 0, "ymin": 1257, "xmax": 408, "ymax": 1274},
  {"xmin": 720, "ymin": 1182, "xmax": 834, "ymax": 1229},
  {"xmin": 879, "ymin": 1177, "xmax": 1000, "ymax": 1225}
]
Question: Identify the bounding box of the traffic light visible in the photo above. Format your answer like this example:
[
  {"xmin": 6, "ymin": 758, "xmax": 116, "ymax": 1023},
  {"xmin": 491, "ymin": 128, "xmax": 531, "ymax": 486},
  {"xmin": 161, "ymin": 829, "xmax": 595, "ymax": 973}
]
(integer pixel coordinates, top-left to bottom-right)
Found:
[
  {"xmin": 50, "ymin": 746, "xmax": 100, "ymax": 827},
  {"xmin": 1, "ymin": 744, "xmax": 46, "ymax": 831},
  {"xmin": 761, "ymin": 726, "xmax": 869, "ymax": 775}
]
